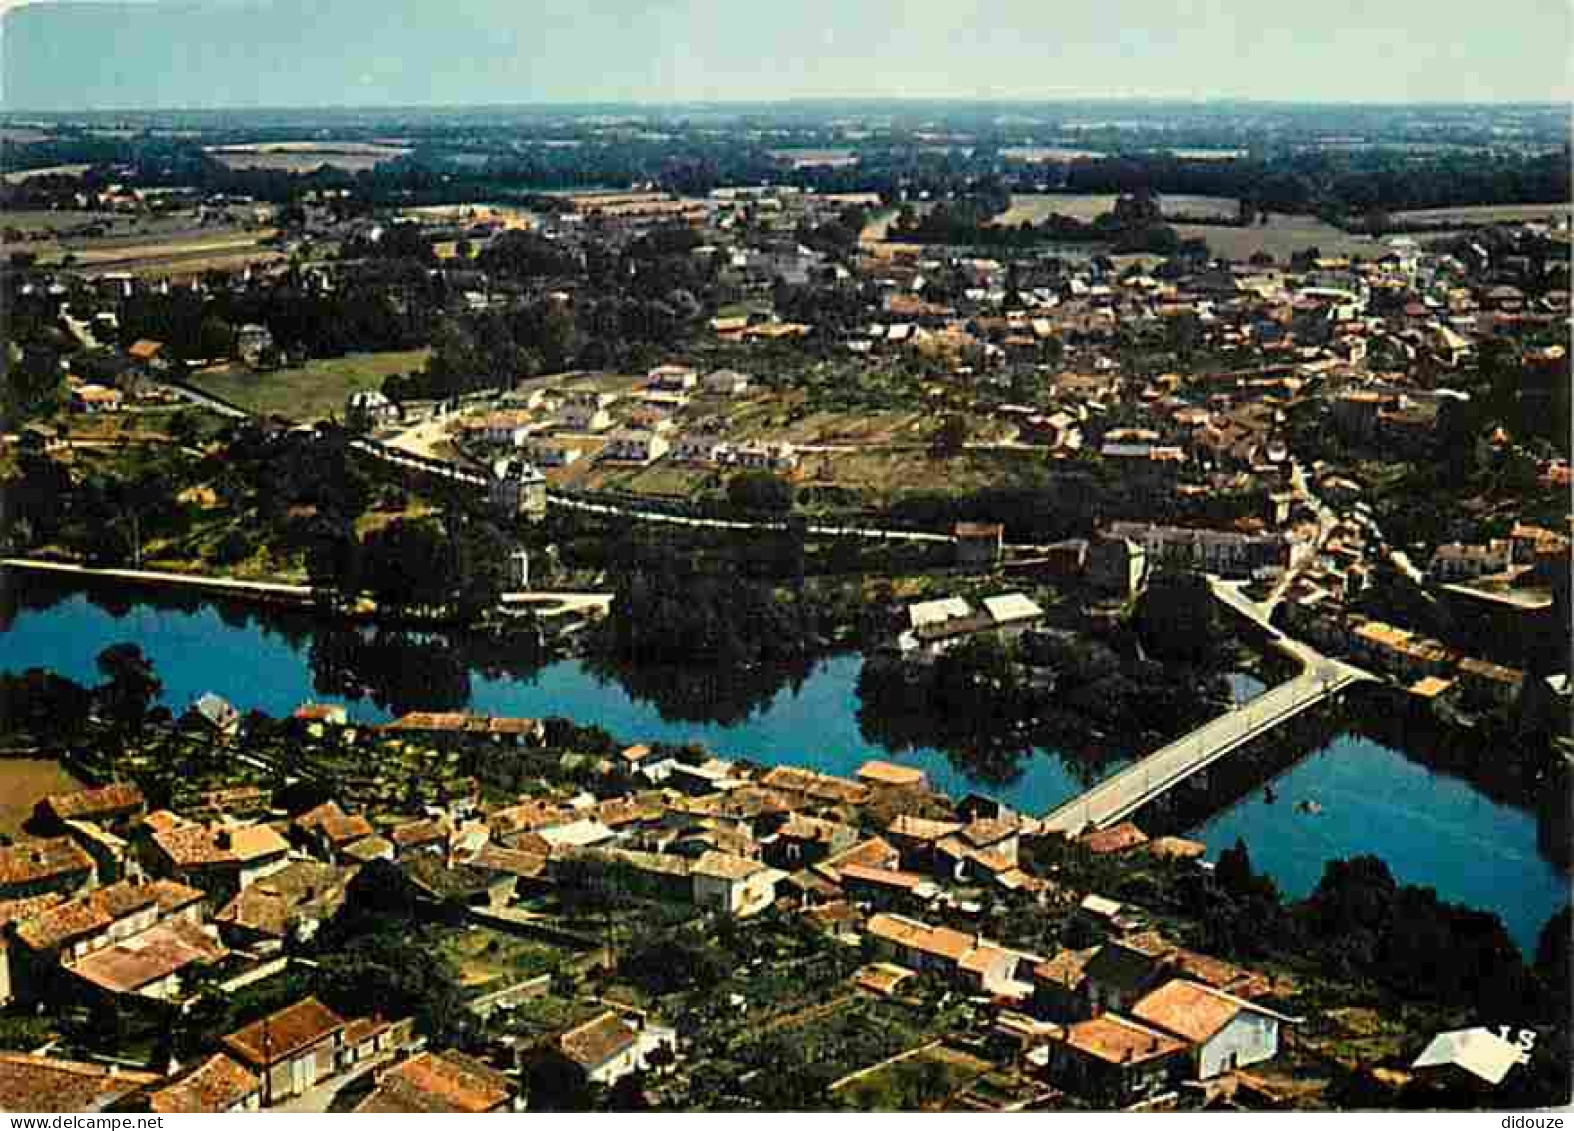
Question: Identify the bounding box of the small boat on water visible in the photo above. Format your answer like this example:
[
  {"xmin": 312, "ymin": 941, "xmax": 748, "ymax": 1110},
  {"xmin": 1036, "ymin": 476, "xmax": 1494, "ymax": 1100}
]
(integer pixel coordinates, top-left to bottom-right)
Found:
[{"xmin": 1296, "ymin": 799, "xmax": 1323, "ymax": 815}]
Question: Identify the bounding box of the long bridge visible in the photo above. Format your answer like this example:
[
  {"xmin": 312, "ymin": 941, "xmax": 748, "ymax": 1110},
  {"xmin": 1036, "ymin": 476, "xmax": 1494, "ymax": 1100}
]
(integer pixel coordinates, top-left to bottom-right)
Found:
[{"xmin": 1039, "ymin": 578, "xmax": 1374, "ymax": 835}]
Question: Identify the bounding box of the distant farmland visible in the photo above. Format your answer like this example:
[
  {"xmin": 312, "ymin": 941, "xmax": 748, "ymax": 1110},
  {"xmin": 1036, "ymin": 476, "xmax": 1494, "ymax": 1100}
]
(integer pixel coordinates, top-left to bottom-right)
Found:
[
  {"xmin": 206, "ymin": 140, "xmax": 410, "ymax": 172},
  {"xmin": 989, "ymin": 193, "xmax": 1238, "ymax": 226},
  {"xmin": 190, "ymin": 349, "xmax": 430, "ymax": 422},
  {"xmin": 1390, "ymin": 203, "xmax": 1572, "ymax": 224}
]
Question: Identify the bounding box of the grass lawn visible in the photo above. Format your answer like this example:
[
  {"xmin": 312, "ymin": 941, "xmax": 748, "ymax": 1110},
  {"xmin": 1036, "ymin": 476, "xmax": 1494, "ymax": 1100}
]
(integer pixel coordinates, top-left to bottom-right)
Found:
[
  {"xmin": 436, "ymin": 926, "xmax": 570, "ymax": 994},
  {"xmin": 834, "ymin": 1043, "xmax": 994, "ymax": 1110},
  {"xmin": 189, "ymin": 349, "xmax": 430, "ymax": 422}
]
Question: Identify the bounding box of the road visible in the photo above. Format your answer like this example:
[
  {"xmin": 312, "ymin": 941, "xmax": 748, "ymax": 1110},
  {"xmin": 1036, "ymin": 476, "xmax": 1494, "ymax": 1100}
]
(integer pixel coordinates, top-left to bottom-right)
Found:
[
  {"xmin": 546, "ymin": 492, "xmax": 956, "ymax": 544},
  {"xmin": 2, "ymin": 557, "xmax": 611, "ymax": 614},
  {"xmin": 1039, "ymin": 575, "xmax": 1374, "ymax": 835}
]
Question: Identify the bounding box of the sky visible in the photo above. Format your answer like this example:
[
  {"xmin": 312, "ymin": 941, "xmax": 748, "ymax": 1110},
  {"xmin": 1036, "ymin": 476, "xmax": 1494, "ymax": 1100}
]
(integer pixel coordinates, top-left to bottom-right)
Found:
[{"xmin": 2, "ymin": 0, "xmax": 1571, "ymax": 111}]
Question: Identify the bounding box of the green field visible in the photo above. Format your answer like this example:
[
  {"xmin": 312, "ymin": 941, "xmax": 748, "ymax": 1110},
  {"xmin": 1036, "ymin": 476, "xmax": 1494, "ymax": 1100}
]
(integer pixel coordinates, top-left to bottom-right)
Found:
[{"xmin": 190, "ymin": 349, "xmax": 430, "ymax": 421}]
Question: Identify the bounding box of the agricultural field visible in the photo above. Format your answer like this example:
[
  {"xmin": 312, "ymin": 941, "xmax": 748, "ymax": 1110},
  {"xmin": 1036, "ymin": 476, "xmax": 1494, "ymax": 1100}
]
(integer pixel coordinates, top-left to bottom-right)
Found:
[
  {"xmin": 796, "ymin": 446, "xmax": 1055, "ymax": 505},
  {"xmin": 206, "ymin": 140, "xmax": 410, "ymax": 172},
  {"xmin": 1390, "ymin": 203, "xmax": 1573, "ymax": 224},
  {"xmin": 189, "ymin": 348, "xmax": 430, "ymax": 421},
  {"xmin": 0, "ymin": 759, "xmax": 86, "ymax": 840},
  {"xmin": 989, "ymin": 193, "xmax": 1238, "ymax": 226},
  {"xmin": 1173, "ymin": 214, "xmax": 1384, "ymax": 262}
]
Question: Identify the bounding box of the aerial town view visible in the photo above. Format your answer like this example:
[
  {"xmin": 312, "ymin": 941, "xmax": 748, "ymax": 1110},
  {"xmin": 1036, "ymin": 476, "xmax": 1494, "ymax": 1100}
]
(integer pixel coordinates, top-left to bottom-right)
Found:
[{"xmin": 0, "ymin": 0, "xmax": 1568, "ymax": 1117}]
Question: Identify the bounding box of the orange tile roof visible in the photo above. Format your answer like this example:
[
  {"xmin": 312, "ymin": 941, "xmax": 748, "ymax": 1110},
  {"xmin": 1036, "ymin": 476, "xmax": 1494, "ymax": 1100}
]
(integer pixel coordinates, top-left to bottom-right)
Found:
[
  {"xmin": 1061, "ymin": 1014, "xmax": 1189, "ymax": 1065},
  {"xmin": 149, "ymin": 1053, "xmax": 259, "ymax": 1114},
  {"xmin": 12, "ymin": 879, "xmax": 178, "ymax": 951},
  {"xmin": 559, "ymin": 1011, "xmax": 637, "ymax": 1069},
  {"xmin": 356, "ymin": 1051, "xmax": 511, "ymax": 1114},
  {"xmin": 0, "ymin": 1054, "xmax": 161, "ymax": 1113},
  {"xmin": 42, "ymin": 783, "xmax": 144, "ymax": 822},
  {"xmin": 70, "ymin": 919, "xmax": 227, "ymax": 994},
  {"xmin": 0, "ymin": 837, "xmax": 94, "ymax": 891},
  {"xmin": 1033, "ymin": 946, "xmax": 1098, "ymax": 989},
  {"xmin": 223, "ymin": 997, "xmax": 346, "ymax": 1067},
  {"xmin": 1131, "ymin": 979, "xmax": 1252, "ymax": 1043},
  {"xmin": 838, "ymin": 863, "xmax": 929, "ymax": 892},
  {"xmin": 1080, "ymin": 822, "xmax": 1149, "ymax": 855},
  {"xmin": 865, "ymin": 913, "xmax": 976, "ymax": 963}
]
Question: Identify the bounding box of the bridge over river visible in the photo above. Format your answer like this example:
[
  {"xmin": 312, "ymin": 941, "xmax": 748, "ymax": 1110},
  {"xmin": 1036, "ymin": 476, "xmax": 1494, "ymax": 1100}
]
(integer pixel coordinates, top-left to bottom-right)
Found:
[{"xmin": 1039, "ymin": 578, "xmax": 1375, "ymax": 835}]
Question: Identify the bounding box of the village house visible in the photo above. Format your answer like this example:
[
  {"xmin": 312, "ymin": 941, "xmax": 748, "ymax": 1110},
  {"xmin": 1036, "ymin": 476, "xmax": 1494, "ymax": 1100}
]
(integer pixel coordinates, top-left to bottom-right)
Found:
[
  {"xmin": 294, "ymin": 802, "xmax": 377, "ymax": 862},
  {"xmin": 602, "ymin": 428, "xmax": 671, "ymax": 465},
  {"xmin": 558, "ymin": 1010, "xmax": 678, "ymax": 1087},
  {"xmin": 36, "ymin": 783, "xmax": 145, "ymax": 835},
  {"xmin": 1429, "ymin": 539, "xmax": 1514, "ymax": 581},
  {"xmin": 214, "ymin": 859, "xmax": 357, "ymax": 951},
  {"xmin": 460, "ymin": 410, "xmax": 535, "ymax": 448},
  {"xmin": 67, "ymin": 916, "xmax": 227, "ymax": 1004},
  {"xmin": 690, "ymin": 851, "xmax": 784, "ymax": 917},
  {"xmin": 855, "ymin": 760, "xmax": 928, "ymax": 790},
  {"xmin": 0, "ymin": 1053, "xmax": 162, "ymax": 1113},
  {"xmin": 647, "ymin": 363, "xmax": 699, "ymax": 391},
  {"xmin": 70, "ymin": 384, "xmax": 124, "ymax": 414},
  {"xmin": 671, "ymin": 430, "xmax": 728, "ymax": 464},
  {"xmin": 236, "ymin": 323, "xmax": 274, "ymax": 367},
  {"xmin": 355, "ymin": 1050, "xmax": 517, "ymax": 1114},
  {"xmin": 346, "ymin": 389, "xmax": 399, "ymax": 432},
  {"xmin": 1130, "ymin": 979, "xmax": 1297, "ymax": 1080},
  {"xmin": 703, "ymin": 368, "xmax": 750, "ymax": 395},
  {"xmin": 1409, "ymin": 1027, "xmax": 1525, "ymax": 1093},
  {"xmin": 0, "ymin": 895, "xmax": 65, "ymax": 1004},
  {"xmin": 1046, "ymin": 1014, "xmax": 1189, "ymax": 1107},
  {"xmin": 147, "ymin": 1053, "xmax": 262, "ymax": 1114},
  {"xmin": 142, "ymin": 818, "xmax": 291, "ymax": 901},
  {"xmin": 837, "ymin": 863, "xmax": 942, "ymax": 912},
  {"xmin": 488, "ymin": 457, "xmax": 547, "ymax": 520},
  {"xmin": 557, "ymin": 402, "xmax": 615, "ymax": 432},
  {"xmin": 766, "ymin": 813, "xmax": 861, "ymax": 870},
  {"xmin": 221, "ymin": 996, "xmax": 348, "ymax": 1105},
  {"xmin": 522, "ymin": 435, "xmax": 585, "ymax": 467},
  {"xmin": 0, "ymin": 837, "xmax": 96, "ymax": 901}
]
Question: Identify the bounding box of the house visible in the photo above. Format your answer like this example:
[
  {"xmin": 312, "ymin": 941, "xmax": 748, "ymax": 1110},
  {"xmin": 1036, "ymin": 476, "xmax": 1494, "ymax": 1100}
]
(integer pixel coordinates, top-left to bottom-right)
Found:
[
  {"xmin": 557, "ymin": 403, "xmax": 615, "ymax": 432},
  {"xmin": 37, "ymin": 783, "xmax": 145, "ymax": 833},
  {"xmin": 0, "ymin": 895, "xmax": 65, "ymax": 1004},
  {"xmin": 214, "ymin": 860, "xmax": 356, "ymax": 950},
  {"xmin": 864, "ymin": 912, "xmax": 976, "ymax": 976},
  {"xmin": 690, "ymin": 851, "xmax": 783, "ymax": 917},
  {"xmin": 767, "ymin": 813, "xmax": 861, "ymax": 870},
  {"xmin": 190, "ymin": 692, "xmax": 240, "ymax": 738},
  {"xmin": 1032, "ymin": 947, "xmax": 1100, "ymax": 1022},
  {"xmin": 954, "ymin": 522, "xmax": 1005, "ymax": 568},
  {"xmin": 1047, "ymin": 1014, "xmax": 1189, "ymax": 1106},
  {"xmin": 837, "ymin": 863, "xmax": 942, "ymax": 911},
  {"xmin": 1410, "ymin": 1027, "xmax": 1525, "ymax": 1091},
  {"xmin": 355, "ymin": 1050, "xmax": 516, "ymax": 1114},
  {"xmin": 1131, "ymin": 979, "xmax": 1297, "ymax": 1079},
  {"xmin": 147, "ymin": 1053, "xmax": 262, "ymax": 1114},
  {"xmin": 488, "ymin": 457, "xmax": 547, "ymax": 520},
  {"xmin": 143, "ymin": 819, "xmax": 291, "ymax": 900},
  {"xmin": 67, "ymin": 917, "xmax": 227, "ymax": 1002},
  {"xmin": 0, "ymin": 1053, "xmax": 161, "ymax": 1113},
  {"xmin": 981, "ymin": 593, "xmax": 1045, "ymax": 640},
  {"xmin": 672, "ymin": 430, "xmax": 728, "ymax": 464},
  {"xmin": 1454, "ymin": 657, "xmax": 1525, "ymax": 708},
  {"xmin": 294, "ymin": 802, "xmax": 376, "ymax": 862},
  {"xmin": 221, "ymin": 996, "xmax": 347, "ymax": 1105},
  {"xmin": 1429, "ymin": 540, "xmax": 1513, "ymax": 581},
  {"xmin": 293, "ymin": 702, "xmax": 348, "ymax": 727},
  {"xmin": 603, "ymin": 428, "xmax": 670, "ymax": 465},
  {"xmin": 127, "ymin": 339, "xmax": 169, "ymax": 373},
  {"xmin": 558, "ymin": 1010, "xmax": 677, "ymax": 1087},
  {"xmin": 346, "ymin": 389, "xmax": 398, "ymax": 432},
  {"xmin": 647, "ymin": 364, "xmax": 699, "ymax": 391},
  {"xmin": 0, "ymin": 838, "xmax": 96, "ymax": 900},
  {"xmin": 522, "ymin": 435, "xmax": 585, "ymax": 467},
  {"xmin": 70, "ymin": 384, "xmax": 123, "ymax": 413},
  {"xmin": 1081, "ymin": 822, "xmax": 1150, "ymax": 855},
  {"xmin": 461, "ymin": 411, "xmax": 534, "ymax": 448}
]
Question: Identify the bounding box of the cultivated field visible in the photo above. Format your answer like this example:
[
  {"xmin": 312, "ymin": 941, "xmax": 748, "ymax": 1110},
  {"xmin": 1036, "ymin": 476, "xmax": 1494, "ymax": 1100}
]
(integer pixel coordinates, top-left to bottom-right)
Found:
[
  {"xmin": 1173, "ymin": 215, "xmax": 1382, "ymax": 261},
  {"xmin": 0, "ymin": 759, "xmax": 86, "ymax": 839},
  {"xmin": 206, "ymin": 141, "xmax": 411, "ymax": 173},
  {"xmin": 990, "ymin": 193, "xmax": 1238, "ymax": 226},
  {"xmin": 189, "ymin": 349, "xmax": 430, "ymax": 421},
  {"xmin": 1390, "ymin": 203, "xmax": 1573, "ymax": 224}
]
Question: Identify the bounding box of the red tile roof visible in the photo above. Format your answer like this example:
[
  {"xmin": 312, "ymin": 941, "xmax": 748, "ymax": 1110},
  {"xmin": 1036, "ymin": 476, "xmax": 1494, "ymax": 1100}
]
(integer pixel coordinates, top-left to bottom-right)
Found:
[{"xmin": 223, "ymin": 997, "xmax": 346, "ymax": 1067}]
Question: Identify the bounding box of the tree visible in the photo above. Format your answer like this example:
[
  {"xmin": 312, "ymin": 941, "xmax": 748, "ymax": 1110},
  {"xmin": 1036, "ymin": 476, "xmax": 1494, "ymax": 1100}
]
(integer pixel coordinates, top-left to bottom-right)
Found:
[
  {"xmin": 930, "ymin": 414, "xmax": 970, "ymax": 459},
  {"xmin": 198, "ymin": 315, "xmax": 235, "ymax": 362},
  {"xmin": 726, "ymin": 471, "xmax": 795, "ymax": 514},
  {"xmin": 94, "ymin": 643, "xmax": 162, "ymax": 738}
]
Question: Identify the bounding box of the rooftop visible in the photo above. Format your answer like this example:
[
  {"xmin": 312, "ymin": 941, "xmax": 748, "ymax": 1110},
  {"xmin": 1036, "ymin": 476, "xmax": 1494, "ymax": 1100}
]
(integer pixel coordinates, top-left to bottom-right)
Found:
[{"xmin": 223, "ymin": 997, "xmax": 347, "ymax": 1067}]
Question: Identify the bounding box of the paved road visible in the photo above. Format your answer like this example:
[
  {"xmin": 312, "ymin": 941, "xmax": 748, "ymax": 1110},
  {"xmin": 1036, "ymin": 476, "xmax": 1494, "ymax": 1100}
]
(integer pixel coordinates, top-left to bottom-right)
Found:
[
  {"xmin": 1039, "ymin": 575, "xmax": 1374, "ymax": 835},
  {"xmin": 2, "ymin": 557, "xmax": 612, "ymax": 613},
  {"xmin": 1040, "ymin": 658, "xmax": 1369, "ymax": 834}
]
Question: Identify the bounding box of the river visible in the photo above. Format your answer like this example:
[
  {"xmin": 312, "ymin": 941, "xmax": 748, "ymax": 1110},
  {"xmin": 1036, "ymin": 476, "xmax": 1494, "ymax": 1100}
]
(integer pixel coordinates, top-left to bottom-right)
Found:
[{"xmin": 0, "ymin": 579, "xmax": 1564, "ymax": 952}]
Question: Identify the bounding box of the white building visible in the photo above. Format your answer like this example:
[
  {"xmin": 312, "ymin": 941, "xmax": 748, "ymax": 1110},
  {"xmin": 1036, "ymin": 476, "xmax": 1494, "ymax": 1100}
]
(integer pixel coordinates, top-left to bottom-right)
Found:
[
  {"xmin": 689, "ymin": 851, "xmax": 783, "ymax": 917},
  {"xmin": 557, "ymin": 404, "xmax": 614, "ymax": 433},
  {"xmin": 603, "ymin": 429, "xmax": 670, "ymax": 465},
  {"xmin": 559, "ymin": 1011, "xmax": 677, "ymax": 1087},
  {"xmin": 522, "ymin": 436, "xmax": 584, "ymax": 468},
  {"xmin": 647, "ymin": 364, "xmax": 698, "ymax": 391},
  {"xmin": 488, "ymin": 458, "xmax": 547, "ymax": 520},
  {"xmin": 1131, "ymin": 980, "xmax": 1297, "ymax": 1080},
  {"xmin": 672, "ymin": 432, "xmax": 727, "ymax": 464}
]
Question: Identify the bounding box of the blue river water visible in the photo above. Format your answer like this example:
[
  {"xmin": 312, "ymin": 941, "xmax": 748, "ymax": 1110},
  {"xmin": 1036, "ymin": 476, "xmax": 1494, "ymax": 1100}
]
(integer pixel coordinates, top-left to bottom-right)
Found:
[{"xmin": 0, "ymin": 583, "xmax": 1565, "ymax": 952}]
